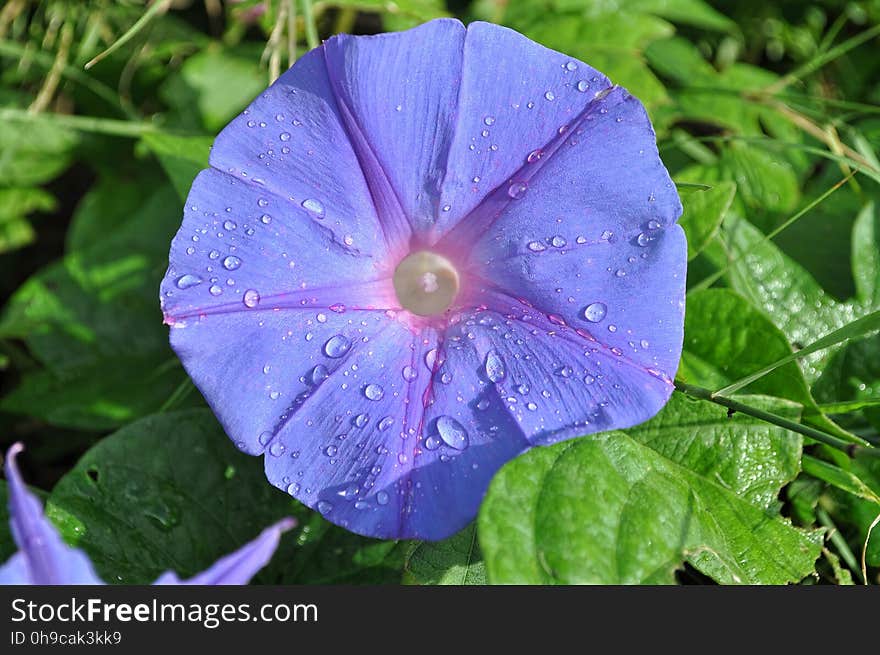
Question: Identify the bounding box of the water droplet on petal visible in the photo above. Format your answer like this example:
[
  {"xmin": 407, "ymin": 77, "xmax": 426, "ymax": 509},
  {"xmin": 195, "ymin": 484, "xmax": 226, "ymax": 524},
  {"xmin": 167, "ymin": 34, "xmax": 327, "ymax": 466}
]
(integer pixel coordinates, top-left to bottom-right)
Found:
[
  {"xmin": 222, "ymin": 255, "xmax": 242, "ymax": 271},
  {"xmin": 242, "ymin": 289, "xmax": 260, "ymax": 308},
  {"xmin": 528, "ymin": 240, "xmax": 546, "ymax": 252},
  {"xmin": 364, "ymin": 383, "xmax": 384, "ymax": 401},
  {"xmin": 176, "ymin": 274, "xmax": 202, "ymax": 289},
  {"xmin": 583, "ymin": 302, "xmax": 607, "ymax": 322},
  {"xmin": 302, "ymin": 198, "xmax": 325, "ymax": 218},
  {"xmin": 507, "ymin": 182, "xmax": 527, "ymax": 199},
  {"xmin": 551, "ymin": 235, "xmax": 566, "ymax": 248},
  {"xmin": 565, "ymin": 61, "xmax": 577, "ymax": 71},
  {"xmin": 353, "ymin": 413, "xmax": 369, "ymax": 428},
  {"xmin": 324, "ymin": 334, "xmax": 351, "ymax": 358},
  {"xmin": 527, "ymin": 149, "xmax": 543, "ymax": 163},
  {"xmin": 402, "ymin": 365, "xmax": 418, "ymax": 381},
  {"xmin": 378, "ymin": 416, "xmax": 394, "ymax": 431},
  {"xmin": 209, "ymin": 284, "xmax": 223, "ymax": 296},
  {"xmin": 269, "ymin": 442, "xmax": 285, "ymax": 457},
  {"xmin": 317, "ymin": 500, "xmax": 333, "ymax": 515},
  {"xmin": 311, "ymin": 364, "xmax": 329, "ymax": 385},
  {"xmin": 376, "ymin": 491, "xmax": 390, "ymax": 505},
  {"xmin": 280, "ymin": 132, "xmax": 291, "ymax": 141},
  {"xmin": 223, "ymin": 220, "xmax": 237, "ymax": 230},
  {"xmin": 424, "ymin": 435, "xmax": 441, "ymax": 451},
  {"xmin": 325, "ymin": 444, "xmax": 338, "ymax": 457},
  {"xmin": 544, "ymin": 90, "xmax": 556, "ymax": 101},
  {"xmin": 484, "ymin": 350, "xmax": 506, "ymax": 383},
  {"xmin": 259, "ymin": 431, "xmax": 273, "ymax": 446},
  {"xmin": 483, "ymin": 115, "xmax": 495, "ymax": 126},
  {"xmin": 436, "ymin": 416, "xmax": 468, "ymax": 450},
  {"xmin": 577, "ymin": 80, "xmax": 590, "ymax": 92}
]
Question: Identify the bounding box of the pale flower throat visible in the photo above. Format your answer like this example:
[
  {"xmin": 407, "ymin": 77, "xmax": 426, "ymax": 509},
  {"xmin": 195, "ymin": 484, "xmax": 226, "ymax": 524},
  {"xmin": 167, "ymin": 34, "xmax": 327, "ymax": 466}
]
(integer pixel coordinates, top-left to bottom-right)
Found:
[{"xmin": 393, "ymin": 251, "xmax": 460, "ymax": 317}]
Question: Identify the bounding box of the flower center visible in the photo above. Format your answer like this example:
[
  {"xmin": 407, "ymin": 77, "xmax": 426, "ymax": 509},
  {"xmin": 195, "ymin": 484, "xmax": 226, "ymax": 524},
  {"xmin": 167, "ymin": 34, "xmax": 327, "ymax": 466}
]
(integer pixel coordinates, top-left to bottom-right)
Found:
[{"xmin": 393, "ymin": 251, "xmax": 460, "ymax": 317}]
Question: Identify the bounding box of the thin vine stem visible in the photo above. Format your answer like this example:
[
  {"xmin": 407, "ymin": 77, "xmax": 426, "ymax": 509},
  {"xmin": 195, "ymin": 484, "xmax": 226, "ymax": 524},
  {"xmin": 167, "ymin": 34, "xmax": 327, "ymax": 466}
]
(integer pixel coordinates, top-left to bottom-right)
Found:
[{"xmin": 673, "ymin": 379, "xmax": 880, "ymax": 459}]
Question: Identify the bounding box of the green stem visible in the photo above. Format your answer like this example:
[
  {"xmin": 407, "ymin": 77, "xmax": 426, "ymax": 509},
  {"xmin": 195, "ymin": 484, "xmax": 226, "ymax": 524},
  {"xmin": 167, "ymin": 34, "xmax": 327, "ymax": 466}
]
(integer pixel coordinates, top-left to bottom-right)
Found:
[
  {"xmin": 673, "ymin": 379, "xmax": 880, "ymax": 458},
  {"xmin": 0, "ymin": 107, "xmax": 194, "ymax": 138},
  {"xmin": 301, "ymin": 0, "xmax": 319, "ymax": 50}
]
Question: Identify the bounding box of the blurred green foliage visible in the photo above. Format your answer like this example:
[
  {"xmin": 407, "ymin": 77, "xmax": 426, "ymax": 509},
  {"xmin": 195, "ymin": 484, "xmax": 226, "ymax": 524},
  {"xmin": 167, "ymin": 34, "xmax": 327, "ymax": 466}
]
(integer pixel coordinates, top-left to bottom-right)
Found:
[{"xmin": 1, "ymin": 0, "xmax": 879, "ymax": 585}]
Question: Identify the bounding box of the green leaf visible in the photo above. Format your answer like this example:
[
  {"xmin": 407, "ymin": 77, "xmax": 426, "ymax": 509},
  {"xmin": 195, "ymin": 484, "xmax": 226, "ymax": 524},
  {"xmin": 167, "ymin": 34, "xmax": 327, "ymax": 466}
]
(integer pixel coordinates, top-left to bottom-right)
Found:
[
  {"xmin": 853, "ymin": 201, "xmax": 879, "ymax": 306},
  {"xmin": 404, "ymin": 523, "xmax": 486, "ymax": 585},
  {"xmin": 0, "ymin": 188, "xmax": 56, "ymax": 253},
  {"xmin": 479, "ymin": 392, "xmax": 820, "ymax": 584},
  {"xmin": 0, "ymin": 119, "xmax": 78, "ymax": 187},
  {"xmin": 141, "ymin": 133, "xmax": 213, "ymax": 201},
  {"xmin": 680, "ymin": 288, "xmax": 851, "ymax": 440},
  {"xmin": 160, "ymin": 45, "xmax": 267, "ymax": 133},
  {"xmin": 801, "ymin": 455, "xmax": 880, "ymax": 505},
  {"xmin": 479, "ymin": 412, "xmax": 820, "ymax": 584},
  {"xmin": 710, "ymin": 215, "xmax": 861, "ymax": 382},
  {"xmin": 677, "ymin": 181, "xmax": 735, "ymax": 260},
  {"xmin": 715, "ymin": 310, "xmax": 880, "ymax": 397},
  {"xmin": 0, "ymin": 356, "xmax": 193, "ymax": 431},
  {"xmin": 682, "ymin": 144, "xmax": 799, "ymax": 214},
  {"xmin": 46, "ymin": 409, "xmax": 404, "ymax": 584},
  {"xmin": 0, "ymin": 184, "xmax": 189, "ymax": 429}
]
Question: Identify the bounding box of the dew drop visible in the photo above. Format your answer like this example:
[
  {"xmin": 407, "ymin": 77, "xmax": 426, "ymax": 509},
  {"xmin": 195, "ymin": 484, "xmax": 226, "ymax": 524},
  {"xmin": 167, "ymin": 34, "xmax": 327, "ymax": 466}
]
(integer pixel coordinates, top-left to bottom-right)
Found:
[
  {"xmin": 364, "ymin": 383, "xmax": 385, "ymax": 401},
  {"xmin": 378, "ymin": 416, "xmax": 394, "ymax": 431},
  {"xmin": 242, "ymin": 289, "xmax": 260, "ymax": 308},
  {"xmin": 527, "ymin": 240, "xmax": 546, "ymax": 252},
  {"xmin": 577, "ymin": 80, "xmax": 590, "ymax": 92},
  {"xmin": 354, "ymin": 413, "xmax": 369, "ymax": 428},
  {"xmin": 551, "ymin": 235, "xmax": 567, "ymax": 248},
  {"xmin": 565, "ymin": 61, "xmax": 577, "ymax": 71},
  {"xmin": 317, "ymin": 500, "xmax": 333, "ymax": 515},
  {"xmin": 325, "ymin": 444, "xmax": 338, "ymax": 457},
  {"xmin": 209, "ymin": 284, "xmax": 223, "ymax": 296},
  {"xmin": 402, "ymin": 365, "xmax": 418, "ymax": 381},
  {"xmin": 258, "ymin": 431, "xmax": 273, "ymax": 446},
  {"xmin": 436, "ymin": 416, "xmax": 469, "ymax": 450},
  {"xmin": 483, "ymin": 115, "xmax": 495, "ymax": 126},
  {"xmin": 223, "ymin": 220, "xmax": 237, "ymax": 230},
  {"xmin": 280, "ymin": 132, "xmax": 291, "ymax": 141},
  {"xmin": 269, "ymin": 442, "xmax": 285, "ymax": 457},
  {"xmin": 507, "ymin": 182, "xmax": 528, "ymax": 199},
  {"xmin": 484, "ymin": 350, "xmax": 506, "ymax": 383},
  {"xmin": 222, "ymin": 255, "xmax": 242, "ymax": 271},
  {"xmin": 324, "ymin": 334, "xmax": 351, "ymax": 358},
  {"xmin": 310, "ymin": 364, "xmax": 329, "ymax": 385},
  {"xmin": 527, "ymin": 149, "xmax": 543, "ymax": 163},
  {"xmin": 637, "ymin": 232, "xmax": 654, "ymax": 247},
  {"xmin": 424, "ymin": 435, "xmax": 441, "ymax": 451},
  {"xmin": 583, "ymin": 302, "xmax": 607, "ymax": 322},
  {"xmin": 175, "ymin": 274, "xmax": 202, "ymax": 289},
  {"xmin": 544, "ymin": 90, "xmax": 556, "ymax": 101},
  {"xmin": 376, "ymin": 491, "xmax": 390, "ymax": 506},
  {"xmin": 301, "ymin": 198, "xmax": 325, "ymax": 218}
]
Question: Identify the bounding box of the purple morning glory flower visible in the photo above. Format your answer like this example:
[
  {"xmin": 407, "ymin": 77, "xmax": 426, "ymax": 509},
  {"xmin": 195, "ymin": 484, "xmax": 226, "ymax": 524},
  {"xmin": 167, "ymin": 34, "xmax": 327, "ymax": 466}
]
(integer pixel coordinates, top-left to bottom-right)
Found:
[
  {"xmin": 0, "ymin": 443, "xmax": 294, "ymax": 585},
  {"xmin": 160, "ymin": 19, "xmax": 686, "ymax": 541}
]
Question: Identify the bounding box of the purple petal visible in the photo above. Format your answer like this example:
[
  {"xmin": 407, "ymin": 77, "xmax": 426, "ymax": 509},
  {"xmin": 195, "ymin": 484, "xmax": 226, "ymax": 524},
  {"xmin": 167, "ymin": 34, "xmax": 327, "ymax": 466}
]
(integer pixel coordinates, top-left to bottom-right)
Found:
[
  {"xmin": 456, "ymin": 87, "xmax": 686, "ymax": 388},
  {"xmin": 153, "ymin": 518, "xmax": 294, "ymax": 585},
  {"xmin": 207, "ymin": 46, "xmax": 396, "ymax": 257},
  {"xmin": 323, "ymin": 19, "xmax": 465, "ymax": 240},
  {"xmin": 261, "ymin": 322, "xmax": 528, "ymax": 540},
  {"xmin": 434, "ymin": 21, "xmax": 611, "ymax": 238},
  {"xmin": 0, "ymin": 444, "xmax": 104, "ymax": 585}
]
